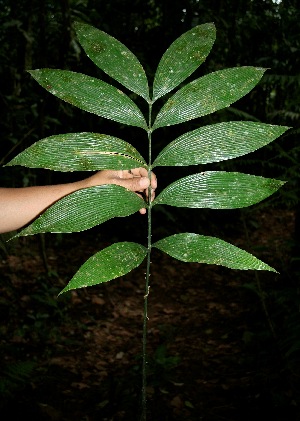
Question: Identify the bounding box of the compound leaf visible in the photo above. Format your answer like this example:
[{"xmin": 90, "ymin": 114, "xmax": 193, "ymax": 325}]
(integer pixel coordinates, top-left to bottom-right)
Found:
[
  {"xmin": 75, "ymin": 22, "xmax": 150, "ymax": 101},
  {"xmin": 29, "ymin": 69, "xmax": 147, "ymax": 129},
  {"xmin": 153, "ymin": 171, "xmax": 285, "ymax": 209},
  {"xmin": 60, "ymin": 242, "xmax": 147, "ymax": 294},
  {"xmin": 153, "ymin": 122, "xmax": 290, "ymax": 167},
  {"xmin": 152, "ymin": 67, "xmax": 267, "ymax": 130},
  {"xmin": 16, "ymin": 185, "xmax": 146, "ymax": 236},
  {"xmin": 153, "ymin": 233, "xmax": 276, "ymax": 272},
  {"xmin": 152, "ymin": 23, "xmax": 216, "ymax": 101},
  {"xmin": 6, "ymin": 133, "xmax": 146, "ymax": 171}
]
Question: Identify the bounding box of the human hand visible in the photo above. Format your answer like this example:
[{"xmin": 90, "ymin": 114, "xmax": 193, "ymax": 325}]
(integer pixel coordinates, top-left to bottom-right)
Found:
[{"xmin": 82, "ymin": 168, "xmax": 157, "ymax": 214}]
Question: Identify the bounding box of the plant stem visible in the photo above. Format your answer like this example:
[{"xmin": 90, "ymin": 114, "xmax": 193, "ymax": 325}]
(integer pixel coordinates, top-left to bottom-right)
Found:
[{"xmin": 141, "ymin": 102, "xmax": 153, "ymax": 421}]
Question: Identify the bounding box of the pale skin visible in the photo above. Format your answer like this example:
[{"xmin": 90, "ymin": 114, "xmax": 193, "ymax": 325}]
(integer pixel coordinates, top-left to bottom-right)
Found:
[{"xmin": 0, "ymin": 168, "xmax": 157, "ymax": 234}]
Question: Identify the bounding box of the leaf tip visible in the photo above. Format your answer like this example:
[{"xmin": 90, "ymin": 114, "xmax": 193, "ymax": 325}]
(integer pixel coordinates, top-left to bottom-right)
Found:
[
  {"xmin": 58, "ymin": 287, "xmax": 69, "ymax": 296},
  {"xmin": 5, "ymin": 232, "xmax": 19, "ymax": 242},
  {"xmin": 265, "ymin": 266, "xmax": 279, "ymax": 274}
]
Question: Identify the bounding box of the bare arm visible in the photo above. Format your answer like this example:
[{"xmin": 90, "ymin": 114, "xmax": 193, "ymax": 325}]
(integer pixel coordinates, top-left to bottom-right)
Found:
[{"xmin": 0, "ymin": 168, "xmax": 157, "ymax": 234}]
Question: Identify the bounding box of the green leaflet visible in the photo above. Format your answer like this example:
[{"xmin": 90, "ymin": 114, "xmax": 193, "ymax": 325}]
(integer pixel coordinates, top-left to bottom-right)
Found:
[
  {"xmin": 153, "ymin": 171, "xmax": 286, "ymax": 209},
  {"xmin": 74, "ymin": 22, "xmax": 150, "ymax": 101},
  {"xmin": 153, "ymin": 233, "xmax": 276, "ymax": 272},
  {"xmin": 152, "ymin": 67, "xmax": 267, "ymax": 130},
  {"xmin": 16, "ymin": 185, "xmax": 146, "ymax": 236},
  {"xmin": 152, "ymin": 122, "xmax": 290, "ymax": 167},
  {"xmin": 6, "ymin": 133, "xmax": 147, "ymax": 171},
  {"xmin": 60, "ymin": 242, "xmax": 147, "ymax": 294},
  {"xmin": 152, "ymin": 23, "xmax": 216, "ymax": 101},
  {"xmin": 29, "ymin": 69, "xmax": 148, "ymax": 129}
]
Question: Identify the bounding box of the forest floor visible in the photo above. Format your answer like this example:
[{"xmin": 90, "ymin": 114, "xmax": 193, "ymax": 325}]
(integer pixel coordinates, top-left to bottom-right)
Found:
[{"xmin": 1, "ymin": 207, "xmax": 300, "ymax": 421}]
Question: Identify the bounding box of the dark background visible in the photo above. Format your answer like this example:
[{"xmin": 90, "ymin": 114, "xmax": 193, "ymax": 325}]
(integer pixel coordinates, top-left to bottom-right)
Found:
[{"xmin": 1, "ymin": 1, "xmax": 300, "ymax": 420}]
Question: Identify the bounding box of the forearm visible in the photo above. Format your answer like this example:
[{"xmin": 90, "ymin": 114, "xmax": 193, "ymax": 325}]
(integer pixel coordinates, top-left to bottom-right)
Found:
[
  {"xmin": 0, "ymin": 169, "xmax": 156, "ymax": 234},
  {"xmin": 0, "ymin": 181, "xmax": 84, "ymax": 233}
]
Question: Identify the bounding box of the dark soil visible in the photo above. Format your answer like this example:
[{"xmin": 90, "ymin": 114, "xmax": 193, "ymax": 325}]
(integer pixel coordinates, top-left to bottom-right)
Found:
[{"xmin": 1, "ymin": 208, "xmax": 300, "ymax": 421}]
